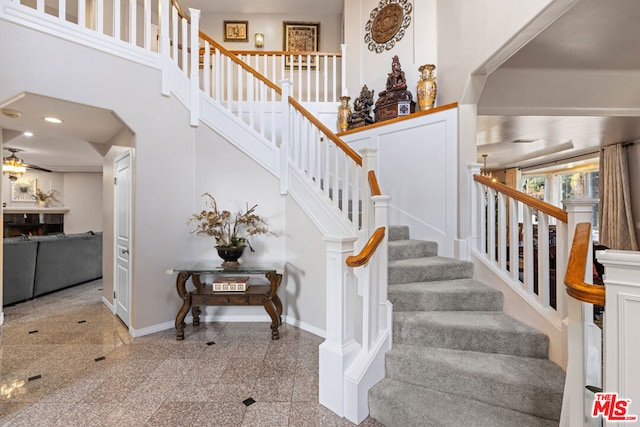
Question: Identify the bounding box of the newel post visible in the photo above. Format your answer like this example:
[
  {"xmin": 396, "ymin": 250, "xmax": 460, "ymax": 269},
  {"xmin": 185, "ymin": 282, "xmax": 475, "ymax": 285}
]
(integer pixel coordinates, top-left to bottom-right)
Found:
[
  {"xmin": 319, "ymin": 236, "xmax": 360, "ymax": 417},
  {"xmin": 340, "ymin": 44, "xmax": 347, "ymax": 97},
  {"xmin": 467, "ymin": 163, "xmax": 481, "ymax": 255},
  {"xmin": 279, "ymin": 80, "xmax": 292, "ymax": 195},
  {"xmin": 359, "ymin": 147, "xmax": 377, "ymax": 233},
  {"xmin": 188, "ymin": 8, "xmax": 200, "ymax": 127},
  {"xmin": 373, "ymin": 194, "xmax": 391, "ymax": 332},
  {"xmin": 561, "ymin": 199, "xmax": 598, "ymax": 426},
  {"xmin": 159, "ymin": 0, "xmax": 171, "ymax": 96}
]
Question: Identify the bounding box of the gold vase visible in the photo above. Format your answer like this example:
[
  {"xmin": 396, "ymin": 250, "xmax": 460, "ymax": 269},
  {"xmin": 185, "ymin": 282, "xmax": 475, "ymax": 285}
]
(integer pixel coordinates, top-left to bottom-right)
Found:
[
  {"xmin": 417, "ymin": 64, "xmax": 437, "ymax": 111},
  {"xmin": 337, "ymin": 96, "xmax": 351, "ymax": 132}
]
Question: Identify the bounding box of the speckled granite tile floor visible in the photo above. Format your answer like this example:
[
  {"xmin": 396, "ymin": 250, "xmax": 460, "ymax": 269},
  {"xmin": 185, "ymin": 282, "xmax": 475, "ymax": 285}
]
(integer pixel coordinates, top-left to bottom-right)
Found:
[{"xmin": 0, "ymin": 280, "xmax": 383, "ymax": 426}]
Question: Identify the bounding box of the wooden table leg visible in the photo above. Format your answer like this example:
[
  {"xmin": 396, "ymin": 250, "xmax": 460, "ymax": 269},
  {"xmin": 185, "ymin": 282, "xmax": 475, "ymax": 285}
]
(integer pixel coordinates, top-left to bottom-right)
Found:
[
  {"xmin": 175, "ymin": 271, "xmax": 192, "ymax": 340},
  {"xmin": 265, "ymin": 272, "xmax": 283, "ymax": 339}
]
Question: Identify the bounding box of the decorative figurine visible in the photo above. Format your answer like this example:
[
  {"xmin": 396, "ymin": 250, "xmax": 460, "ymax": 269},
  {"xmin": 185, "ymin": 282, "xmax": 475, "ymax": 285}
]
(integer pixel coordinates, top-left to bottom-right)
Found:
[
  {"xmin": 373, "ymin": 55, "xmax": 416, "ymax": 122},
  {"xmin": 347, "ymin": 84, "xmax": 375, "ymax": 130}
]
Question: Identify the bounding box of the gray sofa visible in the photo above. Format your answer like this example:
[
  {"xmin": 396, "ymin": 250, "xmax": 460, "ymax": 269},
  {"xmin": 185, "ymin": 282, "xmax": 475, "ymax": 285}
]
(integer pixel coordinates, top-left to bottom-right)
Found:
[{"xmin": 3, "ymin": 232, "xmax": 102, "ymax": 306}]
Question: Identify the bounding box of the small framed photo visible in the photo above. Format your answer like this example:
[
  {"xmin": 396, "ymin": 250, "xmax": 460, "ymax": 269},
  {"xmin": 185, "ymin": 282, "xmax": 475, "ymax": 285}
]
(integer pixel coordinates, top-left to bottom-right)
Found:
[
  {"xmin": 224, "ymin": 20, "xmax": 248, "ymax": 42},
  {"xmin": 11, "ymin": 178, "xmax": 37, "ymax": 202},
  {"xmin": 283, "ymin": 21, "xmax": 320, "ymax": 69}
]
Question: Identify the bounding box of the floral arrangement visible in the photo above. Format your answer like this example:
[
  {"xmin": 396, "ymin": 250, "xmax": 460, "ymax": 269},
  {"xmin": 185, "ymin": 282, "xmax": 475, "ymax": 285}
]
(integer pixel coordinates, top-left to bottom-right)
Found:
[
  {"xmin": 187, "ymin": 193, "xmax": 274, "ymax": 250},
  {"xmin": 36, "ymin": 188, "xmax": 60, "ymax": 203}
]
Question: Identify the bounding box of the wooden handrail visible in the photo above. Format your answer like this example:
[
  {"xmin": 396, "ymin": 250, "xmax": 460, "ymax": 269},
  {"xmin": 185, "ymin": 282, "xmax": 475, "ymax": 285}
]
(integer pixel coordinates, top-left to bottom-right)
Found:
[
  {"xmin": 287, "ymin": 96, "xmax": 363, "ymax": 166},
  {"xmin": 170, "ymin": 0, "xmax": 361, "ymax": 169},
  {"xmin": 346, "ymin": 227, "xmax": 386, "ymax": 267},
  {"xmin": 230, "ymin": 50, "xmax": 342, "ymax": 57},
  {"xmin": 368, "ymin": 170, "xmax": 381, "ymax": 196},
  {"xmin": 170, "ymin": 0, "xmax": 189, "ymax": 21},
  {"xmin": 198, "ymin": 33, "xmax": 283, "ymax": 95},
  {"xmin": 474, "ymin": 174, "xmax": 568, "ymax": 223},
  {"xmin": 564, "ymin": 223, "xmax": 605, "ymax": 305}
]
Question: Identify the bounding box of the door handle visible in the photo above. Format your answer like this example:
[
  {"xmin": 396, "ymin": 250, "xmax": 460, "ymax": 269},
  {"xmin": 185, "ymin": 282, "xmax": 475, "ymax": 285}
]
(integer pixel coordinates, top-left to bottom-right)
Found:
[{"xmin": 121, "ymin": 248, "xmax": 129, "ymax": 255}]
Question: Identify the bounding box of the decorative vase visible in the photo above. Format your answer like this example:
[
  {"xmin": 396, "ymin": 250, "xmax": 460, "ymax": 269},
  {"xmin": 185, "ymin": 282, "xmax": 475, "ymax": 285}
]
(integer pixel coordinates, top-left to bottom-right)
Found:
[
  {"xmin": 417, "ymin": 64, "xmax": 437, "ymax": 111},
  {"xmin": 337, "ymin": 96, "xmax": 351, "ymax": 132},
  {"xmin": 216, "ymin": 245, "xmax": 246, "ymax": 269},
  {"xmin": 37, "ymin": 199, "xmax": 49, "ymax": 208}
]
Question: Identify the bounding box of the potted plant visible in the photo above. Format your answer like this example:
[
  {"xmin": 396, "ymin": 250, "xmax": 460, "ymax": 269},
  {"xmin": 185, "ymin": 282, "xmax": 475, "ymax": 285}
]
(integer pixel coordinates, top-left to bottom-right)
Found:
[
  {"xmin": 187, "ymin": 193, "xmax": 274, "ymax": 268},
  {"xmin": 36, "ymin": 188, "xmax": 60, "ymax": 207}
]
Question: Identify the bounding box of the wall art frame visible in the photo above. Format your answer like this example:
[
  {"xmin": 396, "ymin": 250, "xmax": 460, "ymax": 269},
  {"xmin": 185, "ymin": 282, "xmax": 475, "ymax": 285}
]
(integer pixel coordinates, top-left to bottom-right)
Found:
[
  {"xmin": 224, "ymin": 20, "xmax": 249, "ymax": 42},
  {"xmin": 282, "ymin": 21, "xmax": 320, "ymax": 69},
  {"xmin": 11, "ymin": 177, "xmax": 37, "ymax": 202}
]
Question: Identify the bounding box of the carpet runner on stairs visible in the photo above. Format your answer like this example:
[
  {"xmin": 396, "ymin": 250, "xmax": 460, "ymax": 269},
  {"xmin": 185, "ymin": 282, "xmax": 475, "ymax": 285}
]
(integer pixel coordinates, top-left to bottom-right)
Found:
[{"xmin": 368, "ymin": 225, "xmax": 565, "ymax": 427}]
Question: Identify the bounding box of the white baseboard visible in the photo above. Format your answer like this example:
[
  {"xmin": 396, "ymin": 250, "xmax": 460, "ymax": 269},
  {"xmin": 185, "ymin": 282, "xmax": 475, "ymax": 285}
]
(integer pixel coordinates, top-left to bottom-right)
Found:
[
  {"xmin": 127, "ymin": 313, "xmax": 326, "ymax": 339},
  {"xmin": 101, "ymin": 296, "xmax": 115, "ymax": 313},
  {"xmin": 0, "ymin": 311, "xmax": 4, "ymax": 326}
]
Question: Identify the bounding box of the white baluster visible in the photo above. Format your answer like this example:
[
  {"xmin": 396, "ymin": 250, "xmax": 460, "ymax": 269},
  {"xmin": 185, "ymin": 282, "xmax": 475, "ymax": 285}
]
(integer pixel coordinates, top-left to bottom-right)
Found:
[
  {"xmin": 143, "ymin": 0, "xmax": 150, "ymax": 50},
  {"xmin": 509, "ymin": 198, "xmax": 520, "ymax": 282},
  {"xmin": 159, "ymin": 0, "xmax": 170, "ymax": 96},
  {"xmin": 170, "ymin": 7, "xmax": 177, "ymax": 60},
  {"xmin": 279, "ymin": 80, "xmax": 292, "ymax": 195},
  {"xmin": 58, "ymin": 0, "xmax": 65, "ymax": 19},
  {"xmin": 203, "ymin": 42, "xmax": 211, "ymax": 96},
  {"xmin": 214, "ymin": 48, "xmax": 222, "ymax": 102},
  {"xmin": 340, "ymin": 44, "xmax": 346, "ymax": 98},
  {"xmin": 487, "ymin": 187, "xmax": 496, "ymax": 262},
  {"xmin": 498, "ymin": 192, "xmax": 507, "ymax": 270},
  {"xmin": 523, "ymin": 205, "xmax": 534, "ymax": 294},
  {"xmin": 180, "ymin": 17, "xmax": 187, "ymax": 72},
  {"xmin": 537, "ymin": 214, "xmax": 550, "ymax": 307},
  {"xmin": 128, "ymin": 0, "xmax": 135, "ymax": 46},
  {"xmin": 188, "ymin": 8, "xmax": 199, "ymax": 127},
  {"xmin": 115, "ymin": 0, "xmax": 123, "ymax": 40}
]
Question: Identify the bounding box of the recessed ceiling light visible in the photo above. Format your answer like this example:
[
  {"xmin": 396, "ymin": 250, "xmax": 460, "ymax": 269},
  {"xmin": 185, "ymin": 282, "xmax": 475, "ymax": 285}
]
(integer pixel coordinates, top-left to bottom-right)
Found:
[
  {"xmin": 24, "ymin": 131, "xmax": 33, "ymax": 137},
  {"xmin": 44, "ymin": 117, "xmax": 63, "ymax": 124}
]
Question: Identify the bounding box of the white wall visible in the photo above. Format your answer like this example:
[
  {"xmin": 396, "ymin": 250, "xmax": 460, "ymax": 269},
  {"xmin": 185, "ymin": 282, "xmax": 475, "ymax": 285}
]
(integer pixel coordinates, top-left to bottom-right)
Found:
[{"xmin": 63, "ymin": 172, "xmax": 103, "ymax": 233}]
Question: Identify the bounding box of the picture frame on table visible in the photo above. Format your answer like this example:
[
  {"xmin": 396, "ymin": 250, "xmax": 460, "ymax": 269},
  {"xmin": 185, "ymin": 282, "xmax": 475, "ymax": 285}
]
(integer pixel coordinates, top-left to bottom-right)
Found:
[
  {"xmin": 224, "ymin": 20, "xmax": 249, "ymax": 42},
  {"xmin": 282, "ymin": 21, "xmax": 320, "ymax": 69}
]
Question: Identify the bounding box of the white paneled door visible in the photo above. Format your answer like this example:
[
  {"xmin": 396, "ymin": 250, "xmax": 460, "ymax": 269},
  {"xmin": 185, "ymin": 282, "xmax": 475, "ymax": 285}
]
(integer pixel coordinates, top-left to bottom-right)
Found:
[{"xmin": 114, "ymin": 151, "xmax": 131, "ymax": 327}]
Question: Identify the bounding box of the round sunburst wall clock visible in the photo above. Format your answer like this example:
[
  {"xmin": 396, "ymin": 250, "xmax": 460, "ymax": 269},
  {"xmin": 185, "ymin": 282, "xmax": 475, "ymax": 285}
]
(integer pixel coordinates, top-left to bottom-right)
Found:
[{"xmin": 364, "ymin": 0, "xmax": 413, "ymax": 53}]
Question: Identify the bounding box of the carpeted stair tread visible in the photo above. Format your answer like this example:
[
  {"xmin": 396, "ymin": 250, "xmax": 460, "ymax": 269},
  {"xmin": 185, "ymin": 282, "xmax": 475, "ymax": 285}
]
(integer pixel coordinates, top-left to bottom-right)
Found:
[
  {"xmin": 385, "ymin": 345, "xmax": 564, "ymax": 420},
  {"xmin": 369, "ymin": 378, "xmax": 559, "ymax": 427},
  {"xmin": 393, "ymin": 311, "xmax": 549, "ymax": 358},
  {"xmin": 388, "ymin": 239, "xmax": 438, "ymax": 261},
  {"xmin": 388, "ymin": 256, "xmax": 474, "ymax": 284},
  {"xmin": 389, "ymin": 279, "xmax": 503, "ymax": 312},
  {"xmin": 388, "ymin": 225, "xmax": 410, "ymax": 241}
]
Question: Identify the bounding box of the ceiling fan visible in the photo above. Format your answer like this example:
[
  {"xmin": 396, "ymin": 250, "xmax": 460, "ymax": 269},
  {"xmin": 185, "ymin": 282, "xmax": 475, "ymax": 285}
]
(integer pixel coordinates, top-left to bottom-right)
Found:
[{"xmin": 2, "ymin": 147, "xmax": 52, "ymax": 181}]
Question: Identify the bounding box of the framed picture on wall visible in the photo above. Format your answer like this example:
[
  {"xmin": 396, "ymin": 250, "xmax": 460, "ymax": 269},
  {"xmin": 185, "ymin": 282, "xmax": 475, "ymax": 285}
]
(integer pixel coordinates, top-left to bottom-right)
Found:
[
  {"xmin": 223, "ymin": 20, "xmax": 249, "ymax": 42},
  {"xmin": 282, "ymin": 21, "xmax": 320, "ymax": 69},
  {"xmin": 11, "ymin": 178, "xmax": 37, "ymax": 202}
]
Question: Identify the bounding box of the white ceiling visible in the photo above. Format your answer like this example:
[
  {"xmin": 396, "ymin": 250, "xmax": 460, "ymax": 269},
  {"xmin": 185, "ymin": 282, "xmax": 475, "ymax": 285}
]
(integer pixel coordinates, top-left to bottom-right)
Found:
[
  {"xmin": 476, "ymin": 0, "xmax": 640, "ymax": 170},
  {"xmin": 1, "ymin": 93, "xmax": 127, "ymax": 172},
  {"xmin": 3, "ymin": 0, "xmax": 639, "ymax": 174}
]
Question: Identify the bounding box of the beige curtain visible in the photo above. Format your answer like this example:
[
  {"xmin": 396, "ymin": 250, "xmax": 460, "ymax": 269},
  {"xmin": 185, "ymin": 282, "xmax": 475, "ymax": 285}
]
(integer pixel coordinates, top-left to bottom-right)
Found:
[{"xmin": 598, "ymin": 144, "xmax": 638, "ymax": 250}]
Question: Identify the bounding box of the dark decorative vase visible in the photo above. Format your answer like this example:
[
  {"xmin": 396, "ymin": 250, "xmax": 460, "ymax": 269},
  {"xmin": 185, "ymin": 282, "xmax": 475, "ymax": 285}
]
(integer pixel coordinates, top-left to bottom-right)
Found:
[{"xmin": 216, "ymin": 245, "xmax": 246, "ymax": 268}]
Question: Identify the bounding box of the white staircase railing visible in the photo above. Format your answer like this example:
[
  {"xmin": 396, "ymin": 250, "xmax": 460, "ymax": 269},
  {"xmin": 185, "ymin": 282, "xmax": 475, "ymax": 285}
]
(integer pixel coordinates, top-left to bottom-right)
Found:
[{"xmin": 1, "ymin": 0, "xmax": 390, "ymax": 423}]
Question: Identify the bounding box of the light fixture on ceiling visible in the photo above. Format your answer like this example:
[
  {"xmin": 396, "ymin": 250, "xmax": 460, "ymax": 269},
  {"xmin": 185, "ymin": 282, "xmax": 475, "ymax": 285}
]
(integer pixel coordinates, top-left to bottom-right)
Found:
[
  {"xmin": 481, "ymin": 154, "xmax": 493, "ymax": 179},
  {"xmin": 3, "ymin": 148, "xmax": 27, "ymax": 181},
  {"xmin": 254, "ymin": 33, "xmax": 264, "ymax": 49},
  {"xmin": 24, "ymin": 131, "xmax": 33, "ymax": 137},
  {"xmin": 43, "ymin": 116, "xmax": 63, "ymax": 124},
  {"xmin": 1, "ymin": 108, "xmax": 22, "ymax": 119}
]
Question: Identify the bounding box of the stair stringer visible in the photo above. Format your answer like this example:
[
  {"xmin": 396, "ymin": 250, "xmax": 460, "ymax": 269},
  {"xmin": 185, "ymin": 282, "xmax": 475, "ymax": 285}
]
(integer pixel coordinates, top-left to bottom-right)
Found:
[
  {"xmin": 343, "ymin": 300, "xmax": 393, "ymax": 424},
  {"xmin": 199, "ymin": 95, "xmax": 280, "ymax": 177}
]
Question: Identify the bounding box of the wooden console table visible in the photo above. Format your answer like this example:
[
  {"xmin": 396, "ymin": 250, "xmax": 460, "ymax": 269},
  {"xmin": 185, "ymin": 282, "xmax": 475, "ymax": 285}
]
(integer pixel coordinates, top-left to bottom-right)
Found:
[{"xmin": 168, "ymin": 262, "xmax": 284, "ymax": 340}]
